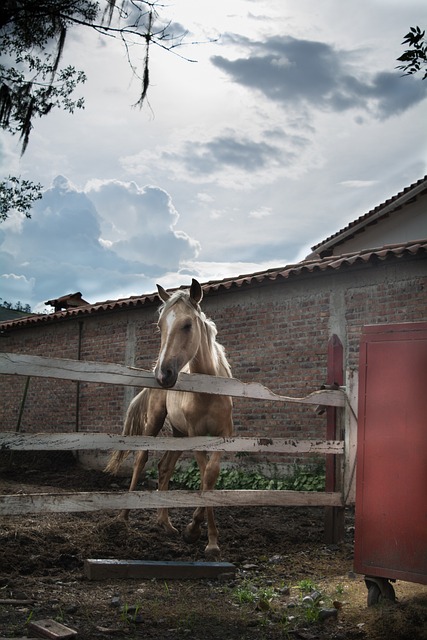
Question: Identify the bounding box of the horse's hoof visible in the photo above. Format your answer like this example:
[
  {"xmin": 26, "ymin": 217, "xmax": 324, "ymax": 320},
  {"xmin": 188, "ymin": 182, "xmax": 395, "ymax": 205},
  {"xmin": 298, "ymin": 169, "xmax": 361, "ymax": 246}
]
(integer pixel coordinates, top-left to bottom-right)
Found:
[
  {"xmin": 156, "ymin": 520, "xmax": 179, "ymax": 537},
  {"xmin": 183, "ymin": 524, "xmax": 201, "ymax": 544},
  {"xmin": 205, "ymin": 544, "xmax": 221, "ymax": 561}
]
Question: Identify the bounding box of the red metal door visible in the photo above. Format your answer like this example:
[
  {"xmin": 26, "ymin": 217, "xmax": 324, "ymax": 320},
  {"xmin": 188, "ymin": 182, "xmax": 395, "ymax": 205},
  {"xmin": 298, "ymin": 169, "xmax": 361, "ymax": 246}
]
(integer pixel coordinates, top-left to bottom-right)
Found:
[{"xmin": 354, "ymin": 322, "xmax": 427, "ymax": 585}]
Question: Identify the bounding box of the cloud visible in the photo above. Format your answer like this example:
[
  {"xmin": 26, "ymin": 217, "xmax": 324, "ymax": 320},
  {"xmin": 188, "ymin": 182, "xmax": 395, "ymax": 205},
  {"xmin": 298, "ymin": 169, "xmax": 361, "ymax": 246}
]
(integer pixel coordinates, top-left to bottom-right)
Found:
[
  {"xmin": 340, "ymin": 180, "xmax": 378, "ymax": 188},
  {"xmin": 0, "ymin": 176, "xmax": 200, "ymax": 309},
  {"xmin": 122, "ymin": 128, "xmax": 312, "ymax": 188},
  {"xmin": 0, "ymin": 273, "xmax": 35, "ymax": 304},
  {"xmin": 211, "ymin": 35, "xmax": 427, "ymax": 119},
  {"xmin": 196, "ymin": 192, "xmax": 214, "ymax": 204},
  {"xmin": 249, "ymin": 207, "xmax": 272, "ymax": 219},
  {"xmin": 184, "ymin": 136, "xmax": 281, "ymax": 173},
  {"xmin": 84, "ymin": 179, "xmax": 200, "ymax": 267}
]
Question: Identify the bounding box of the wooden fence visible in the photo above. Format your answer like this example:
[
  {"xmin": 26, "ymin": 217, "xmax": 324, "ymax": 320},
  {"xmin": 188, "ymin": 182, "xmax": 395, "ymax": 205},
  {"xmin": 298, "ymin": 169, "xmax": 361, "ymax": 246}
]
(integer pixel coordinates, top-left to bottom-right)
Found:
[{"xmin": 0, "ymin": 352, "xmax": 354, "ymax": 540}]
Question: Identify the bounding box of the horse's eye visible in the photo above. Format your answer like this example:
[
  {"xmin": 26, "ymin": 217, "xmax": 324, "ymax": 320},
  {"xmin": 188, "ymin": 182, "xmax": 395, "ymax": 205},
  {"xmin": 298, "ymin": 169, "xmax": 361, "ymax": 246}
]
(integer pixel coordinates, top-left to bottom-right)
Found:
[{"xmin": 182, "ymin": 322, "xmax": 192, "ymax": 332}]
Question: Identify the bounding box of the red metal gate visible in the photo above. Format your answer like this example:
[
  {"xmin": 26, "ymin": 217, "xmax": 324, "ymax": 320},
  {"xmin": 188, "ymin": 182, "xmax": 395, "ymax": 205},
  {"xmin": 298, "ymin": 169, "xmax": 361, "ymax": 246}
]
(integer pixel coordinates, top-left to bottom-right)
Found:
[{"xmin": 354, "ymin": 322, "xmax": 427, "ymax": 596}]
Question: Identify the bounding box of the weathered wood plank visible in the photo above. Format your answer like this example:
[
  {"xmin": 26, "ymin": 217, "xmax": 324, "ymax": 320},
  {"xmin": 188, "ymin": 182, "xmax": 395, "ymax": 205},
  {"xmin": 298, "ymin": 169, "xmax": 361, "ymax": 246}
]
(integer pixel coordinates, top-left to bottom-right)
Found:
[
  {"xmin": 28, "ymin": 619, "xmax": 77, "ymax": 639},
  {"xmin": 343, "ymin": 370, "xmax": 358, "ymax": 506},
  {"xmin": 0, "ymin": 432, "xmax": 344, "ymax": 454},
  {"xmin": 0, "ymin": 489, "xmax": 343, "ymax": 515},
  {"xmin": 84, "ymin": 559, "xmax": 236, "ymax": 581},
  {"xmin": 0, "ymin": 352, "xmax": 345, "ymax": 407}
]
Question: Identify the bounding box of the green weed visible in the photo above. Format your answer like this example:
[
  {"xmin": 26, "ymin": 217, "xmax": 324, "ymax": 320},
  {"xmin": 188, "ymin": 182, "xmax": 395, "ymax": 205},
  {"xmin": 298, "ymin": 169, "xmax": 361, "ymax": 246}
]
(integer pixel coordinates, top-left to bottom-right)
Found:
[
  {"xmin": 232, "ymin": 579, "xmax": 278, "ymax": 607},
  {"xmin": 233, "ymin": 581, "xmax": 257, "ymax": 605},
  {"xmin": 297, "ymin": 578, "xmax": 317, "ymax": 594},
  {"xmin": 120, "ymin": 602, "xmax": 142, "ymax": 624},
  {"xmin": 25, "ymin": 610, "xmax": 34, "ymax": 625},
  {"xmin": 302, "ymin": 601, "xmax": 320, "ymax": 623}
]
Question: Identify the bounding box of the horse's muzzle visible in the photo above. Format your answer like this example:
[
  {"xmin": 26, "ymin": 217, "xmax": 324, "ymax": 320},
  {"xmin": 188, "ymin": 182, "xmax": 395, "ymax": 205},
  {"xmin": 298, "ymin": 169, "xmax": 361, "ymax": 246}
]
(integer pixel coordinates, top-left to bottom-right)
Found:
[{"xmin": 155, "ymin": 366, "xmax": 178, "ymax": 389}]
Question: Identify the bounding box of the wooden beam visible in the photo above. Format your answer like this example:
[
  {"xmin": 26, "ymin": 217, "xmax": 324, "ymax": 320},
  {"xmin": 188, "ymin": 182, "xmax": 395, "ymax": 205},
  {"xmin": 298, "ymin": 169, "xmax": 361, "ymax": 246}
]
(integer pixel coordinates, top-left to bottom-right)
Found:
[
  {"xmin": 0, "ymin": 352, "xmax": 345, "ymax": 407},
  {"xmin": 324, "ymin": 334, "xmax": 345, "ymax": 544},
  {"xmin": 84, "ymin": 559, "xmax": 236, "ymax": 581},
  {"xmin": 28, "ymin": 620, "xmax": 77, "ymax": 640},
  {"xmin": 0, "ymin": 432, "xmax": 344, "ymax": 454},
  {"xmin": 343, "ymin": 370, "xmax": 358, "ymax": 505},
  {"xmin": 0, "ymin": 489, "xmax": 343, "ymax": 515}
]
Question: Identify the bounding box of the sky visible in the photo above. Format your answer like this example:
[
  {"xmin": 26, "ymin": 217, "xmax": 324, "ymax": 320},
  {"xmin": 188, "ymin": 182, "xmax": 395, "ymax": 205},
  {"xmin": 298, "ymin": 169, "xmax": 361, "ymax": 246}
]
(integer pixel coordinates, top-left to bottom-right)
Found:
[{"xmin": 1, "ymin": 0, "xmax": 427, "ymax": 313}]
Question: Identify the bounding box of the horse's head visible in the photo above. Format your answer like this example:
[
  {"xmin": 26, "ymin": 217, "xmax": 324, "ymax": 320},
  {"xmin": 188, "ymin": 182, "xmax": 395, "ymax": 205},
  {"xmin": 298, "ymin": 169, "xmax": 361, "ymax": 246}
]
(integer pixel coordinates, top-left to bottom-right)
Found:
[{"xmin": 154, "ymin": 279, "xmax": 204, "ymax": 388}]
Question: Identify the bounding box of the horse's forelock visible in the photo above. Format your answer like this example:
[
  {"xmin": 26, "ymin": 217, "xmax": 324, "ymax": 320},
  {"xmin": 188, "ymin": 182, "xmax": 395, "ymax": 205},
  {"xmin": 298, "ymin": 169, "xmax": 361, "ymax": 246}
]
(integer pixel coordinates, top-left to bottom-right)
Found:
[{"xmin": 158, "ymin": 289, "xmax": 200, "ymax": 318}]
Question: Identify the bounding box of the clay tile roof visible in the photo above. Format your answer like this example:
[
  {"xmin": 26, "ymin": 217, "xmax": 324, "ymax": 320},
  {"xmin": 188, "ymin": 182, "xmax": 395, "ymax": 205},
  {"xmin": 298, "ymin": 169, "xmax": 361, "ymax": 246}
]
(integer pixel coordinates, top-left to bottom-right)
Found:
[
  {"xmin": 311, "ymin": 175, "xmax": 427, "ymax": 255},
  {"xmin": 0, "ymin": 239, "xmax": 426, "ymax": 333}
]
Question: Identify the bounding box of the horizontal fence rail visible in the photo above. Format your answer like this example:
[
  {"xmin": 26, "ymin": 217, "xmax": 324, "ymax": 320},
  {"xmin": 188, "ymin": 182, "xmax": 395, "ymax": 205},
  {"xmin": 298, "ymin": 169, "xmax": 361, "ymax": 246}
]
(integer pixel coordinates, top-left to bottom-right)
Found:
[
  {"xmin": 0, "ymin": 352, "xmax": 345, "ymax": 406},
  {"xmin": 0, "ymin": 352, "xmax": 347, "ymax": 516},
  {"xmin": 0, "ymin": 490, "xmax": 343, "ymax": 516},
  {"xmin": 0, "ymin": 432, "xmax": 344, "ymax": 454}
]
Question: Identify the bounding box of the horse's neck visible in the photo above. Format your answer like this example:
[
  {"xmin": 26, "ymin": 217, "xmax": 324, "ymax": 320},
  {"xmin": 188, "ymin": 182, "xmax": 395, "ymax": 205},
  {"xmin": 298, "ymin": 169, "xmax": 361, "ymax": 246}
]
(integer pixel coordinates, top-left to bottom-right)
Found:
[{"xmin": 189, "ymin": 321, "xmax": 221, "ymax": 377}]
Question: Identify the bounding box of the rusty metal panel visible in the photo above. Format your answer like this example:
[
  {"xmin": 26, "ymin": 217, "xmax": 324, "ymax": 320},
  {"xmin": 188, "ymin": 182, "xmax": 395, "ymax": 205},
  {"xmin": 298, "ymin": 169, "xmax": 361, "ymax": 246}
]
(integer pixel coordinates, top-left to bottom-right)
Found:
[{"xmin": 354, "ymin": 322, "xmax": 427, "ymax": 585}]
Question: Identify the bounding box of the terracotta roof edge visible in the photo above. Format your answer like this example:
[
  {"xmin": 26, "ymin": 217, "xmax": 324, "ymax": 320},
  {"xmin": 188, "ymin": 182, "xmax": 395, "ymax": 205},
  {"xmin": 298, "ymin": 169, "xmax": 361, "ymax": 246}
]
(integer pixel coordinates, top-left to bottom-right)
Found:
[{"xmin": 1, "ymin": 239, "xmax": 425, "ymax": 332}]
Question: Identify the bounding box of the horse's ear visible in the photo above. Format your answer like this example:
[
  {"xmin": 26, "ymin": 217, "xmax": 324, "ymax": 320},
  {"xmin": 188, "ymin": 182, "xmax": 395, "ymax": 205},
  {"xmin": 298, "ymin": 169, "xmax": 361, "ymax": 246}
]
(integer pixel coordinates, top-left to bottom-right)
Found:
[
  {"xmin": 189, "ymin": 278, "xmax": 203, "ymax": 305},
  {"xmin": 157, "ymin": 284, "xmax": 170, "ymax": 302}
]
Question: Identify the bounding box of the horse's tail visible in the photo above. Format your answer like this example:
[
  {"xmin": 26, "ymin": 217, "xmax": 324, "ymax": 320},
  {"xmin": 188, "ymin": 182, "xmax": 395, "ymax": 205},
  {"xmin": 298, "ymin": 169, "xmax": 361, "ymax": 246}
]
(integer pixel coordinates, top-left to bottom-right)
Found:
[{"xmin": 104, "ymin": 389, "xmax": 149, "ymax": 475}]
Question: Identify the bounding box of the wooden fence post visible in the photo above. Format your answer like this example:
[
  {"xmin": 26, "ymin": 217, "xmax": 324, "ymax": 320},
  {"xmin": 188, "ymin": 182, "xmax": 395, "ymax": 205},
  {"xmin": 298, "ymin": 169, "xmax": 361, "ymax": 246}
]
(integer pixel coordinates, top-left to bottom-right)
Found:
[{"xmin": 324, "ymin": 334, "xmax": 345, "ymax": 544}]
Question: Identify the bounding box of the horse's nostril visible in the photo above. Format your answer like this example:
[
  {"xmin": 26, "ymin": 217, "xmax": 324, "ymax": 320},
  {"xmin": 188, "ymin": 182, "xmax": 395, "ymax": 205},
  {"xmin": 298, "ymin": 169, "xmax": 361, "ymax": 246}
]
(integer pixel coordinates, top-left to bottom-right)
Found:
[{"xmin": 157, "ymin": 367, "xmax": 177, "ymax": 388}]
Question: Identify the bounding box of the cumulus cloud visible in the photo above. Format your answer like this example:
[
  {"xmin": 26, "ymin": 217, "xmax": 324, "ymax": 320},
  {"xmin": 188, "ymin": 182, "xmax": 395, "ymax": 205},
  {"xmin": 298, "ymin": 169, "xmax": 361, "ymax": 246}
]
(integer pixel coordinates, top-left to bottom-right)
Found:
[
  {"xmin": 0, "ymin": 176, "xmax": 200, "ymax": 309},
  {"xmin": 85, "ymin": 179, "xmax": 200, "ymax": 267},
  {"xmin": 211, "ymin": 35, "xmax": 427, "ymax": 119}
]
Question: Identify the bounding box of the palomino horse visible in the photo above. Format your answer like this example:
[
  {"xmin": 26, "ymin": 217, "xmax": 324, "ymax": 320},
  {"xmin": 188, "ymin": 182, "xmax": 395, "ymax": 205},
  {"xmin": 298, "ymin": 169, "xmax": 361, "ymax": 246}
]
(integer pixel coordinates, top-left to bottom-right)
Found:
[{"xmin": 105, "ymin": 279, "xmax": 233, "ymax": 558}]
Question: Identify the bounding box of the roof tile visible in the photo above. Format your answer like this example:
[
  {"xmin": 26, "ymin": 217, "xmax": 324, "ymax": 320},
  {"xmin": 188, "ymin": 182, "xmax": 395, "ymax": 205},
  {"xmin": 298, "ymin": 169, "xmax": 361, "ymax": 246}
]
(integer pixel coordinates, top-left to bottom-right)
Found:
[{"xmin": 1, "ymin": 239, "xmax": 426, "ymax": 333}]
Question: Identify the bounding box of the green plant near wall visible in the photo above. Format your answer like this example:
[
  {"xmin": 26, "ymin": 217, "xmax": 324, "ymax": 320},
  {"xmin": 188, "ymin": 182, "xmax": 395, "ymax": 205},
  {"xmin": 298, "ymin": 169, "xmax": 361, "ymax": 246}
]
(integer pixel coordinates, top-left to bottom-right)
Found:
[
  {"xmin": 287, "ymin": 464, "xmax": 326, "ymax": 491},
  {"xmin": 150, "ymin": 458, "xmax": 326, "ymax": 492}
]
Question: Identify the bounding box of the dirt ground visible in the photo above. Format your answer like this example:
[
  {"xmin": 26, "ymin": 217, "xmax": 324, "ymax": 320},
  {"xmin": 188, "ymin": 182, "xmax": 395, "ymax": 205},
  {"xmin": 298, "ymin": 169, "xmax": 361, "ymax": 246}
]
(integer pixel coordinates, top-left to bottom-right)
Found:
[{"xmin": 0, "ymin": 453, "xmax": 426, "ymax": 640}]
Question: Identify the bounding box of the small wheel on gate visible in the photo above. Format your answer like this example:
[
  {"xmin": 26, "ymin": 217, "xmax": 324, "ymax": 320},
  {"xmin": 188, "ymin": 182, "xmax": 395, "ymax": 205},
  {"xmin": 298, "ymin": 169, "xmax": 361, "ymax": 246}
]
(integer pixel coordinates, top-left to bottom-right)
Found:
[{"xmin": 366, "ymin": 578, "xmax": 396, "ymax": 606}]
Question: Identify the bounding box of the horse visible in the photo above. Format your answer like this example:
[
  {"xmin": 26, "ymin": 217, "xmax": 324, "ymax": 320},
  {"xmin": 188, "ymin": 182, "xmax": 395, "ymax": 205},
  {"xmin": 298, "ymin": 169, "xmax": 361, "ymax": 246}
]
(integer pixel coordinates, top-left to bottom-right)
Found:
[{"xmin": 105, "ymin": 278, "xmax": 233, "ymax": 559}]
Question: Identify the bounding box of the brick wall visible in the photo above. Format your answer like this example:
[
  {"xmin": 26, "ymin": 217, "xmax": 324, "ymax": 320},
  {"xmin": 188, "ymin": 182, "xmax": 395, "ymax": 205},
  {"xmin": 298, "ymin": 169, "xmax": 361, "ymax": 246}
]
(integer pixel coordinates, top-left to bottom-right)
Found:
[{"xmin": 1, "ymin": 254, "xmax": 426, "ymax": 471}]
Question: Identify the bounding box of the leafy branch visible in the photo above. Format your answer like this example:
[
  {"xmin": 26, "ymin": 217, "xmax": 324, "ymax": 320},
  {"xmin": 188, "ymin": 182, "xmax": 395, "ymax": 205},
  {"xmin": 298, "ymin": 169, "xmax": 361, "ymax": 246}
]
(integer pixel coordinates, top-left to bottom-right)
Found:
[
  {"xmin": 0, "ymin": 1, "xmax": 203, "ymax": 221},
  {"xmin": 0, "ymin": 1, "xmax": 199, "ymax": 154},
  {"xmin": 0, "ymin": 175, "xmax": 43, "ymax": 221},
  {"xmin": 397, "ymin": 26, "xmax": 427, "ymax": 80}
]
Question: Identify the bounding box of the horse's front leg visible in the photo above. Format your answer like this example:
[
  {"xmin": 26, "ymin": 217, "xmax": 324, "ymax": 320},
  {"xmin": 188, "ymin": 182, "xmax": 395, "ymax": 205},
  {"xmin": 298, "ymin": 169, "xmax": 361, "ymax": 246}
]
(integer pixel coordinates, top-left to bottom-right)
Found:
[
  {"xmin": 156, "ymin": 450, "xmax": 182, "ymax": 535},
  {"xmin": 184, "ymin": 451, "xmax": 222, "ymax": 559}
]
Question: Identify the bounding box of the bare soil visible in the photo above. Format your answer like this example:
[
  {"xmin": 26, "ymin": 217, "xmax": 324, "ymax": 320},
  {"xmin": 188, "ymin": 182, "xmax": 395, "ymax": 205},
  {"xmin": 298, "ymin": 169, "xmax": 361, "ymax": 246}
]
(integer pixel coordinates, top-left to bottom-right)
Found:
[{"xmin": 0, "ymin": 453, "xmax": 425, "ymax": 640}]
